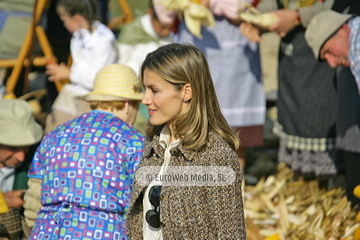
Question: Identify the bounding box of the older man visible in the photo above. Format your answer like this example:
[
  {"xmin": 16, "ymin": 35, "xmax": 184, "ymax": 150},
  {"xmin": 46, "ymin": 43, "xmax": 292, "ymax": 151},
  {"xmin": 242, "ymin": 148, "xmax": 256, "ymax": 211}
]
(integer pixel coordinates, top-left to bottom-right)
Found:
[
  {"xmin": 305, "ymin": 10, "xmax": 360, "ymax": 205},
  {"xmin": 305, "ymin": 10, "xmax": 358, "ymax": 88},
  {"xmin": 0, "ymin": 99, "xmax": 42, "ymax": 239}
]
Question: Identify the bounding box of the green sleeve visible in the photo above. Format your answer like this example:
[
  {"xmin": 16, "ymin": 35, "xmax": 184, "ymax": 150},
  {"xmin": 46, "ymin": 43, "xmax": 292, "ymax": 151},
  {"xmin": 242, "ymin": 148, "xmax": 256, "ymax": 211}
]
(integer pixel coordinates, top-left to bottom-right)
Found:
[{"xmin": 13, "ymin": 143, "xmax": 39, "ymax": 190}]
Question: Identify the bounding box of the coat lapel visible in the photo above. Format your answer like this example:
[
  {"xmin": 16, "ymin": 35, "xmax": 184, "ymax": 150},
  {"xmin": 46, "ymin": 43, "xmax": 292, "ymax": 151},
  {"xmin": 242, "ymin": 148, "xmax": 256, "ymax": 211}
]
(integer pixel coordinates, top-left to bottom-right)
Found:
[{"xmin": 129, "ymin": 135, "xmax": 164, "ymax": 210}]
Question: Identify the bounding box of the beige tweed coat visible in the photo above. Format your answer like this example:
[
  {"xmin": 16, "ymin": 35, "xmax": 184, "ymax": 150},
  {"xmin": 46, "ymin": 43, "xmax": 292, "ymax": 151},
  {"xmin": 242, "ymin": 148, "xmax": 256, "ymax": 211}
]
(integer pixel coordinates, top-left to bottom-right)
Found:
[{"xmin": 127, "ymin": 131, "xmax": 246, "ymax": 239}]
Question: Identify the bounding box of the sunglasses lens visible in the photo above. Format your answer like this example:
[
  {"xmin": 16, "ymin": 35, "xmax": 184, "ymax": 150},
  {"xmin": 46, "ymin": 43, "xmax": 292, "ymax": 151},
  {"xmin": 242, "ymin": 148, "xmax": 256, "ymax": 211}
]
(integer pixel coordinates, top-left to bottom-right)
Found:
[
  {"xmin": 146, "ymin": 210, "xmax": 161, "ymax": 228},
  {"xmin": 149, "ymin": 185, "xmax": 161, "ymax": 207},
  {"xmin": 146, "ymin": 185, "xmax": 162, "ymax": 228}
]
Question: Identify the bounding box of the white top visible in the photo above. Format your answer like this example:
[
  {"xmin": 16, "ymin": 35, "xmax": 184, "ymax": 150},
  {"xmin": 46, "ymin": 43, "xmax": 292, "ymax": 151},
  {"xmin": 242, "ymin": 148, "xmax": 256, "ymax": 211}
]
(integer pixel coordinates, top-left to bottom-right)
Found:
[
  {"xmin": 143, "ymin": 126, "xmax": 180, "ymax": 240},
  {"xmin": 0, "ymin": 167, "xmax": 15, "ymax": 192},
  {"xmin": 117, "ymin": 14, "xmax": 172, "ymax": 73},
  {"xmin": 65, "ymin": 20, "xmax": 118, "ymax": 96}
]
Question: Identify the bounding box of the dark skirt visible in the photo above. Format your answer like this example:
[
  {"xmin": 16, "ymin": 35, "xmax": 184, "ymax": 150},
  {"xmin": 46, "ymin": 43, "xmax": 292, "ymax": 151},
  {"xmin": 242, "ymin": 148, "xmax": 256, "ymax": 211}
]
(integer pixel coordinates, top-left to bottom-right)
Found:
[
  {"xmin": 277, "ymin": 27, "xmax": 337, "ymax": 139},
  {"xmin": 275, "ymin": 27, "xmax": 340, "ymax": 177}
]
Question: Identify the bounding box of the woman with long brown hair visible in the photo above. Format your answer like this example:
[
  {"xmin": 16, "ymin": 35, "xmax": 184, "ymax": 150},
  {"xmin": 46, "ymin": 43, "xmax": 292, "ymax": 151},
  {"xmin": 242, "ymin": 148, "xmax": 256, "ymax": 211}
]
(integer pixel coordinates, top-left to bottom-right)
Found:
[{"xmin": 127, "ymin": 43, "xmax": 246, "ymax": 239}]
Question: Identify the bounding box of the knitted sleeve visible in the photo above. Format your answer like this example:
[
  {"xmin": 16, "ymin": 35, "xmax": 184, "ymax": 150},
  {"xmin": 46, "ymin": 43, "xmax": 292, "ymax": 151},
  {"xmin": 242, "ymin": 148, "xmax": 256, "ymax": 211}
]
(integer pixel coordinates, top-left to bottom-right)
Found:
[{"xmin": 23, "ymin": 178, "xmax": 42, "ymax": 227}]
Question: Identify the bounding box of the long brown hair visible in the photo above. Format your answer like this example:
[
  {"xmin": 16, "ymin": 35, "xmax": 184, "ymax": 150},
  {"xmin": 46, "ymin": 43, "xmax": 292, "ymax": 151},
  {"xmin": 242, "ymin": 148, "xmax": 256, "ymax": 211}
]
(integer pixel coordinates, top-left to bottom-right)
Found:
[{"xmin": 140, "ymin": 43, "xmax": 240, "ymax": 151}]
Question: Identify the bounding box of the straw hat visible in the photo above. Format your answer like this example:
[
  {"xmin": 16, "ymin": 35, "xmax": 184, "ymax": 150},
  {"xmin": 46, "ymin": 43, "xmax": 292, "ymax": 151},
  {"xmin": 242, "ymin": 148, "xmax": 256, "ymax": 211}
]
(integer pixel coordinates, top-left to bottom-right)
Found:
[
  {"xmin": 83, "ymin": 64, "xmax": 143, "ymax": 102},
  {"xmin": 305, "ymin": 10, "xmax": 354, "ymax": 60},
  {"xmin": 0, "ymin": 99, "xmax": 43, "ymax": 146}
]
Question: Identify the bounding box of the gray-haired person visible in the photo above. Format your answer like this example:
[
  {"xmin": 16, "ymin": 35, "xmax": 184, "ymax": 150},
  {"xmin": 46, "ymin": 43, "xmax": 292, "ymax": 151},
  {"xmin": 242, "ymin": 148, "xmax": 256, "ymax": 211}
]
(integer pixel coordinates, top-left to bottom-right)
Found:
[
  {"xmin": 0, "ymin": 99, "xmax": 43, "ymax": 239},
  {"xmin": 306, "ymin": 10, "xmax": 360, "ymax": 205}
]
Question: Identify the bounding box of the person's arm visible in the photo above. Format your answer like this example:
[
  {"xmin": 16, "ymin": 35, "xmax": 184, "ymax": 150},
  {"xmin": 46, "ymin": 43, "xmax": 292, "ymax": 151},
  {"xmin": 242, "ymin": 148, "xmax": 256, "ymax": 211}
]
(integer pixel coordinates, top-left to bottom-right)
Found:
[
  {"xmin": 23, "ymin": 144, "xmax": 45, "ymax": 227},
  {"xmin": 256, "ymin": 0, "xmax": 334, "ymax": 21},
  {"xmin": 0, "ymin": 190, "xmax": 25, "ymax": 209},
  {"xmin": 23, "ymin": 178, "xmax": 42, "ymax": 227},
  {"xmin": 268, "ymin": 0, "xmax": 334, "ymax": 36},
  {"xmin": 239, "ymin": 0, "xmax": 279, "ymax": 42},
  {"xmin": 167, "ymin": 140, "xmax": 246, "ymax": 238},
  {"xmin": 207, "ymin": 146, "xmax": 246, "ymax": 238},
  {"xmin": 241, "ymin": 0, "xmax": 334, "ymax": 41},
  {"xmin": 45, "ymin": 63, "xmax": 71, "ymax": 82}
]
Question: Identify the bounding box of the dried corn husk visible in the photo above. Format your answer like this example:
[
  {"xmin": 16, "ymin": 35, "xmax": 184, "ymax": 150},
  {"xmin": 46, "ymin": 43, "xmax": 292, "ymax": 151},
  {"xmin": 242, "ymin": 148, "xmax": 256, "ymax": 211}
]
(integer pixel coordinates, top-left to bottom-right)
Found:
[
  {"xmin": 245, "ymin": 162, "xmax": 359, "ymax": 240},
  {"xmin": 156, "ymin": 0, "xmax": 215, "ymax": 39},
  {"xmin": 237, "ymin": 2, "xmax": 278, "ymax": 29}
]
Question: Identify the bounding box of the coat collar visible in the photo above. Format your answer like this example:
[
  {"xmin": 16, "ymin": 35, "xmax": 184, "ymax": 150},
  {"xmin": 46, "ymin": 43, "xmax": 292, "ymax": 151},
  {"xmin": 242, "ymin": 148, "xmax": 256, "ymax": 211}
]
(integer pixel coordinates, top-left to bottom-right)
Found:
[
  {"xmin": 143, "ymin": 130, "xmax": 219, "ymax": 162},
  {"xmin": 143, "ymin": 133, "xmax": 199, "ymax": 161}
]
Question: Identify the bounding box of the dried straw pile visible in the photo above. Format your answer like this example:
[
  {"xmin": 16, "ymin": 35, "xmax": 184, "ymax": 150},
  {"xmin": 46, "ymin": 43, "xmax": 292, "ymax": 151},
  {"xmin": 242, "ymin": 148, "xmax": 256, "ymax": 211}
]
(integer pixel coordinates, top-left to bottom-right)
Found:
[{"xmin": 244, "ymin": 162, "xmax": 360, "ymax": 240}]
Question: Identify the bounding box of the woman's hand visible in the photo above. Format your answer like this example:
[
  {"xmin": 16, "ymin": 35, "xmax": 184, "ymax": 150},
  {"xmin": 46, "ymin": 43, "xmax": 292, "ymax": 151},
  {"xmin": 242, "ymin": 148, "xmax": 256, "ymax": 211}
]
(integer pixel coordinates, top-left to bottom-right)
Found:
[
  {"xmin": 240, "ymin": 22, "xmax": 263, "ymax": 42},
  {"xmin": 269, "ymin": 9, "xmax": 300, "ymax": 37},
  {"xmin": 46, "ymin": 63, "xmax": 71, "ymax": 82}
]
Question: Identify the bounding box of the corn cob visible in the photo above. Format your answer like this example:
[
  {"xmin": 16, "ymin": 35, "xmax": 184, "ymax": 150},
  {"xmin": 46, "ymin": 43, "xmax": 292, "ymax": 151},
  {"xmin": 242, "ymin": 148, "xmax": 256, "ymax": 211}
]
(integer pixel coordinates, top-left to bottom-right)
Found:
[{"xmin": 0, "ymin": 191, "xmax": 9, "ymax": 213}]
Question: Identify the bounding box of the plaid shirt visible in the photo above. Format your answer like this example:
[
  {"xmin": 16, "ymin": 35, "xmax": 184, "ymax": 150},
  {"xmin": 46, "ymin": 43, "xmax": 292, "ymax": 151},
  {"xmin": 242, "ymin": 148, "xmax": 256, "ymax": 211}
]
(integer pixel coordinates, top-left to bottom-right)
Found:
[{"xmin": 348, "ymin": 17, "xmax": 360, "ymax": 95}]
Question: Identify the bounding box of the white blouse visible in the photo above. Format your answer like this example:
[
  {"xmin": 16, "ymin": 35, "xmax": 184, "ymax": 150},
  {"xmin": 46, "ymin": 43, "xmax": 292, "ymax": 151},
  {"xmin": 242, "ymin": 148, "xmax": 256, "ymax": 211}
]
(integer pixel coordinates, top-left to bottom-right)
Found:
[
  {"xmin": 142, "ymin": 126, "xmax": 180, "ymax": 240},
  {"xmin": 65, "ymin": 20, "xmax": 118, "ymax": 96}
]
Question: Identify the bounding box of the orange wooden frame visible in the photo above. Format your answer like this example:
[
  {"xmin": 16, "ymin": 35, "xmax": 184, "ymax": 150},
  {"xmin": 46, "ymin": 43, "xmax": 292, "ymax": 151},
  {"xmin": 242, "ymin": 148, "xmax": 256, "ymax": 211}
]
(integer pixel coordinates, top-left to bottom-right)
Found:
[
  {"xmin": 0, "ymin": 0, "xmax": 59, "ymax": 98},
  {"xmin": 107, "ymin": 0, "xmax": 134, "ymax": 30},
  {"xmin": 0, "ymin": 0, "xmax": 134, "ymax": 99}
]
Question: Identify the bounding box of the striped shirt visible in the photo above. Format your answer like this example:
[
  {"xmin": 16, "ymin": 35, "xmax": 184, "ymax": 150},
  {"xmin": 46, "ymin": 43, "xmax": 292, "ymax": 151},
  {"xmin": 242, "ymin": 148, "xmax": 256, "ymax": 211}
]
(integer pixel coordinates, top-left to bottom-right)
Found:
[{"xmin": 348, "ymin": 17, "xmax": 360, "ymax": 95}]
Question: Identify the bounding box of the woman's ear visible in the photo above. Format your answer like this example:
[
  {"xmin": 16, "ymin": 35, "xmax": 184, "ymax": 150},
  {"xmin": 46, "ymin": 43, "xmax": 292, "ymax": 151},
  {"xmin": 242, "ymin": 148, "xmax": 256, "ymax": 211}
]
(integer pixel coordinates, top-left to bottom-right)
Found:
[
  {"xmin": 183, "ymin": 83, "xmax": 192, "ymax": 102},
  {"xmin": 124, "ymin": 101, "xmax": 130, "ymax": 114}
]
